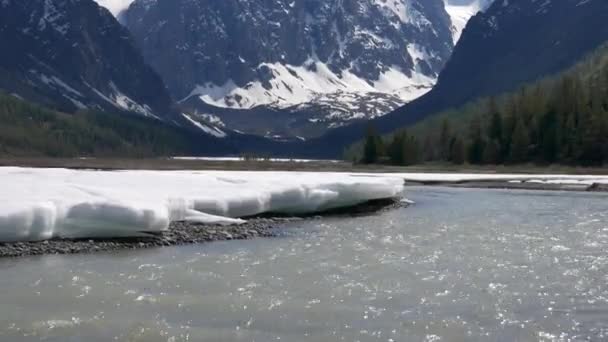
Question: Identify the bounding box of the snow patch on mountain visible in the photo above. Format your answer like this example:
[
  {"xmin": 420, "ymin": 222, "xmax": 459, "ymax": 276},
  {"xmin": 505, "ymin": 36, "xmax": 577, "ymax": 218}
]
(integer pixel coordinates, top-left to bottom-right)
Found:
[
  {"xmin": 185, "ymin": 60, "xmax": 434, "ymax": 112},
  {"xmin": 444, "ymin": 0, "xmax": 494, "ymax": 42},
  {"xmin": 181, "ymin": 113, "xmax": 227, "ymax": 138},
  {"xmin": 94, "ymin": 0, "xmax": 135, "ymax": 16}
]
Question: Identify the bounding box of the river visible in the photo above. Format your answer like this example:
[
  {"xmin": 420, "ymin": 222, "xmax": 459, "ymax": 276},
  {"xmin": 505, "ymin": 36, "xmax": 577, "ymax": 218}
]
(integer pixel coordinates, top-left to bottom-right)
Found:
[{"xmin": 1, "ymin": 187, "xmax": 607, "ymax": 341}]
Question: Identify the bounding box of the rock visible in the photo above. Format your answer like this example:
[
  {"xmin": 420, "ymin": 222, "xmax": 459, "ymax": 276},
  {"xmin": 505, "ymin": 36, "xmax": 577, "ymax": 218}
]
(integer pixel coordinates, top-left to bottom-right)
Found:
[{"xmin": 587, "ymin": 183, "xmax": 608, "ymax": 192}]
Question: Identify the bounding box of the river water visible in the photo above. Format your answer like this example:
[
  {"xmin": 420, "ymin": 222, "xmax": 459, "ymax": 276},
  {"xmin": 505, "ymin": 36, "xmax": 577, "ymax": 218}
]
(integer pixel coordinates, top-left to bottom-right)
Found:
[{"xmin": 1, "ymin": 187, "xmax": 607, "ymax": 341}]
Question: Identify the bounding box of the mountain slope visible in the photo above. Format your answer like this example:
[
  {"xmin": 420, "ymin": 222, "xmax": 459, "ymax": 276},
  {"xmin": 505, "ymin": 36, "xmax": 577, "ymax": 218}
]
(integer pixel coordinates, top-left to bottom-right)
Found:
[
  {"xmin": 362, "ymin": 43, "xmax": 608, "ymax": 166},
  {"xmin": 120, "ymin": 0, "xmax": 454, "ymax": 137},
  {"xmin": 303, "ymin": 0, "xmax": 608, "ymax": 158},
  {"xmin": 0, "ymin": 0, "xmax": 175, "ymax": 119},
  {"xmin": 444, "ymin": 0, "xmax": 493, "ymax": 42},
  {"xmin": 0, "ymin": 92, "xmax": 238, "ymax": 157}
]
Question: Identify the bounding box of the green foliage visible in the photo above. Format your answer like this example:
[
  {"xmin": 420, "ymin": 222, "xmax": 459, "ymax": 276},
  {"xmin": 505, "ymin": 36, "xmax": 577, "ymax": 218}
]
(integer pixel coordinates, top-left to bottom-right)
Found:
[
  {"xmin": 0, "ymin": 93, "xmax": 199, "ymax": 157},
  {"xmin": 362, "ymin": 124, "xmax": 384, "ymax": 164},
  {"xmin": 388, "ymin": 130, "xmax": 420, "ymax": 166},
  {"xmin": 351, "ymin": 43, "xmax": 608, "ymax": 167}
]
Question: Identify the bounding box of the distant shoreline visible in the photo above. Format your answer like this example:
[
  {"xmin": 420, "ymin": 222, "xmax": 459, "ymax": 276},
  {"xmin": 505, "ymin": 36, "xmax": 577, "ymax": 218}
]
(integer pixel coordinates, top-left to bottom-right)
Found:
[
  {"xmin": 0, "ymin": 157, "xmax": 607, "ymax": 175},
  {"xmin": 405, "ymin": 180, "xmax": 608, "ymax": 193}
]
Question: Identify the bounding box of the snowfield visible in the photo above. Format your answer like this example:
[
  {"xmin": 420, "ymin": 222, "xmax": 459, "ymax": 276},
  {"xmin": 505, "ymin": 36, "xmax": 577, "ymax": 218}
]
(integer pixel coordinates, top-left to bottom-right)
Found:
[
  {"xmin": 2, "ymin": 168, "xmax": 606, "ymax": 243},
  {"xmin": 0, "ymin": 168, "xmax": 404, "ymax": 242}
]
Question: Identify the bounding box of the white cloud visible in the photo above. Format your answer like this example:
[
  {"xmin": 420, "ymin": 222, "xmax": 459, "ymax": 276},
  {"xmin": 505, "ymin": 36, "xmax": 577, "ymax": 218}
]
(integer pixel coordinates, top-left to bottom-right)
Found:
[{"xmin": 94, "ymin": 0, "xmax": 135, "ymax": 16}]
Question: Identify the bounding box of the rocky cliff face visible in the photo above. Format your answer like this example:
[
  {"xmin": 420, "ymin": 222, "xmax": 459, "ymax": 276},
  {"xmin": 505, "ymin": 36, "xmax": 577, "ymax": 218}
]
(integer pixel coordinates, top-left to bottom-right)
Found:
[
  {"xmin": 0, "ymin": 0, "xmax": 175, "ymax": 119},
  {"xmin": 121, "ymin": 0, "xmax": 456, "ymax": 136}
]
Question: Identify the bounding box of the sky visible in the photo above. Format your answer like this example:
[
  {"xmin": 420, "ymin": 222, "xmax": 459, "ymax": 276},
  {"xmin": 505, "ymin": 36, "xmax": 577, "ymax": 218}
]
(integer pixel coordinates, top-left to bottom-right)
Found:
[{"xmin": 94, "ymin": 0, "xmax": 135, "ymax": 16}]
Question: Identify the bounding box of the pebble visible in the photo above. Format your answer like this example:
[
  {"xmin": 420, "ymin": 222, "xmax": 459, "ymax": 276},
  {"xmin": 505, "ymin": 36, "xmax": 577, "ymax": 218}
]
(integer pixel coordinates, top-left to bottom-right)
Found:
[{"xmin": 0, "ymin": 198, "xmax": 407, "ymax": 258}]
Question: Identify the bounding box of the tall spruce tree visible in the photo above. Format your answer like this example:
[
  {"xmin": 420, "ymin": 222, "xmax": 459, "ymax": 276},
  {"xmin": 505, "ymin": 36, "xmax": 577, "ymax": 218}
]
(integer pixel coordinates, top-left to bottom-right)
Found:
[{"xmin": 362, "ymin": 124, "xmax": 383, "ymax": 164}]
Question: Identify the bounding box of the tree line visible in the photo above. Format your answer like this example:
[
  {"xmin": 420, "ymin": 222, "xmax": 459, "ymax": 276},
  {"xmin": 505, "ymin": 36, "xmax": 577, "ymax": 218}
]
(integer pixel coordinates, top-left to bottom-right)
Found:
[
  {"xmin": 360, "ymin": 44, "xmax": 608, "ymax": 167},
  {"xmin": 0, "ymin": 92, "xmax": 203, "ymax": 157}
]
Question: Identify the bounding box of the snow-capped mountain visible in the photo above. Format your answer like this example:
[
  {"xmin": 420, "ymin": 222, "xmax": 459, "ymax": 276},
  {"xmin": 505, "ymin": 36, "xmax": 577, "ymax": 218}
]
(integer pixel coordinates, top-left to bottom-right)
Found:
[
  {"xmin": 0, "ymin": 0, "xmax": 175, "ymax": 120},
  {"xmin": 444, "ymin": 0, "xmax": 493, "ymax": 42},
  {"xmin": 115, "ymin": 0, "xmax": 455, "ymax": 137},
  {"xmin": 300, "ymin": 0, "xmax": 608, "ymax": 158}
]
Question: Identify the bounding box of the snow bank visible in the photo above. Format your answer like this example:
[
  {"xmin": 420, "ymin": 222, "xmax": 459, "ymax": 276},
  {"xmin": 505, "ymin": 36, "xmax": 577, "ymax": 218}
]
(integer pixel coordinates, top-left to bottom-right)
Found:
[{"xmin": 0, "ymin": 168, "xmax": 404, "ymax": 242}]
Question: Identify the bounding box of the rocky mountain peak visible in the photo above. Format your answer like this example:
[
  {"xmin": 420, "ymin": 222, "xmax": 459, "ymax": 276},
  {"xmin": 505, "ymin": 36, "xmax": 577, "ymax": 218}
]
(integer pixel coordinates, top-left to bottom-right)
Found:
[
  {"xmin": 124, "ymin": 0, "xmax": 452, "ymax": 109},
  {"xmin": 0, "ymin": 0, "xmax": 175, "ymax": 119}
]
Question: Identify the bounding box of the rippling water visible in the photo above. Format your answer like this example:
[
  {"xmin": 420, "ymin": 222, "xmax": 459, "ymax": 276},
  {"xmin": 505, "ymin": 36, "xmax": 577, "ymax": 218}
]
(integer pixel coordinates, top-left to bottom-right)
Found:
[{"xmin": 1, "ymin": 187, "xmax": 607, "ymax": 341}]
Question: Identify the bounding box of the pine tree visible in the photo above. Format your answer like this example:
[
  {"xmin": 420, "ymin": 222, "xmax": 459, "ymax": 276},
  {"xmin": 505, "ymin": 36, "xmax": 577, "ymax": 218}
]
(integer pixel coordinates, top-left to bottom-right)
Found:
[
  {"xmin": 402, "ymin": 135, "xmax": 421, "ymax": 166},
  {"xmin": 362, "ymin": 124, "xmax": 382, "ymax": 164},
  {"xmin": 509, "ymin": 118, "xmax": 530, "ymax": 163},
  {"xmin": 439, "ymin": 119, "xmax": 451, "ymax": 161},
  {"xmin": 467, "ymin": 116, "xmax": 485, "ymax": 164},
  {"xmin": 538, "ymin": 109, "xmax": 559, "ymax": 163},
  {"xmin": 488, "ymin": 98, "xmax": 503, "ymax": 142},
  {"xmin": 449, "ymin": 137, "xmax": 466, "ymax": 164},
  {"xmin": 388, "ymin": 132, "xmax": 406, "ymax": 165},
  {"xmin": 483, "ymin": 139, "xmax": 501, "ymax": 165}
]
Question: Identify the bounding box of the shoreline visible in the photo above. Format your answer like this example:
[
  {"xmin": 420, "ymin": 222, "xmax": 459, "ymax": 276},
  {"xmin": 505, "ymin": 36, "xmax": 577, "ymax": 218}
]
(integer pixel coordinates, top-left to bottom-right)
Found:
[
  {"xmin": 0, "ymin": 157, "xmax": 607, "ymax": 175},
  {"xmin": 0, "ymin": 198, "xmax": 407, "ymax": 259},
  {"xmin": 404, "ymin": 180, "xmax": 608, "ymax": 192}
]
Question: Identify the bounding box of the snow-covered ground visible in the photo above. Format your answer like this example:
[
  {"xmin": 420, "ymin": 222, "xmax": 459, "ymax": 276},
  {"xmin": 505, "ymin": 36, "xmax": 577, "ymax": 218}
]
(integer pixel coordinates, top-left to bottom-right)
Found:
[
  {"xmin": 3, "ymin": 168, "xmax": 606, "ymax": 243},
  {"xmin": 0, "ymin": 168, "xmax": 404, "ymax": 242}
]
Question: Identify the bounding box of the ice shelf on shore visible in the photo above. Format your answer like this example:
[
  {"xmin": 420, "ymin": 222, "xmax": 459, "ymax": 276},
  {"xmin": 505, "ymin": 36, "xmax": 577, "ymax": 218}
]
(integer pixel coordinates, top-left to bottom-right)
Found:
[{"xmin": 0, "ymin": 168, "xmax": 404, "ymax": 242}]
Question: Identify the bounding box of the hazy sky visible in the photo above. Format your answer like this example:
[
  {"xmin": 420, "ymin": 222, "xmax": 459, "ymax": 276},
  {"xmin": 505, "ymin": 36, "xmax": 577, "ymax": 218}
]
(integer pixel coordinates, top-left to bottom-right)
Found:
[{"xmin": 94, "ymin": 0, "xmax": 135, "ymax": 16}]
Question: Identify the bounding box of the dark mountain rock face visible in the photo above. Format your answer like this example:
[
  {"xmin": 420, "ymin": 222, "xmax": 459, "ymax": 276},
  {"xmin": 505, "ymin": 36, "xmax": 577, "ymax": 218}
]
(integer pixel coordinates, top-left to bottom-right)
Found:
[
  {"xmin": 123, "ymin": 0, "xmax": 455, "ymax": 136},
  {"xmin": 303, "ymin": 0, "xmax": 608, "ymax": 158},
  {"xmin": 0, "ymin": 0, "xmax": 175, "ymax": 119}
]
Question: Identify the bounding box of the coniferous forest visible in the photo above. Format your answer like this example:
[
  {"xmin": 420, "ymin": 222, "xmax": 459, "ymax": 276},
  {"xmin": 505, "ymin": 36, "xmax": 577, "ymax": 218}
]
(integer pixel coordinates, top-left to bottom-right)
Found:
[
  {"xmin": 0, "ymin": 92, "xmax": 211, "ymax": 157},
  {"xmin": 358, "ymin": 45, "xmax": 608, "ymax": 167}
]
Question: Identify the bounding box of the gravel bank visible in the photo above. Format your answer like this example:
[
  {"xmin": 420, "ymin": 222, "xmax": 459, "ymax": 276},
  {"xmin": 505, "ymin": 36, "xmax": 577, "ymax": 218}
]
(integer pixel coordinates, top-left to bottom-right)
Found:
[{"xmin": 0, "ymin": 198, "xmax": 407, "ymax": 258}]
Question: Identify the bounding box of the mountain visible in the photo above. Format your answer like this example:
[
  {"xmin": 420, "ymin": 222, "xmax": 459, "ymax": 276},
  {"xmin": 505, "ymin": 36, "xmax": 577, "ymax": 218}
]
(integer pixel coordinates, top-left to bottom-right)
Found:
[
  {"xmin": 303, "ymin": 0, "xmax": 608, "ymax": 158},
  {"xmin": 444, "ymin": 0, "xmax": 493, "ymax": 42},
  {"xmin": 359, "ymin": 43, "xmax": 608, "ymax": 166},
  {"xmin": 0, "ymin": 0, "xmax": 175, "ymax": 120},
  {"xmin": 120, "ymin": 0, "xmax": 456, "ymax": 138},
  {"xmin": 0, "ymin": 91, "xmax": 235, "ymax": 157}
]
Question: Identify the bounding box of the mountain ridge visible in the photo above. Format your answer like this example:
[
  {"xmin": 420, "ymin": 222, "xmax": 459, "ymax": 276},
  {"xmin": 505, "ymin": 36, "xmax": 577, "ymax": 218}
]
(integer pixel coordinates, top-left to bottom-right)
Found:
[{"xmin": 297, "ymin": 0, "xmax": 608, "ymax": 158}]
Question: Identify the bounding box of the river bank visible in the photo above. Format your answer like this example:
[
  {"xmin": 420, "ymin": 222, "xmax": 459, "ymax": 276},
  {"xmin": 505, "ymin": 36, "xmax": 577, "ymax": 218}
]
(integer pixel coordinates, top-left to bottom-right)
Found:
[{"xmin": 0, "ymin": 198, "xmax": 406, "ymax": 258}]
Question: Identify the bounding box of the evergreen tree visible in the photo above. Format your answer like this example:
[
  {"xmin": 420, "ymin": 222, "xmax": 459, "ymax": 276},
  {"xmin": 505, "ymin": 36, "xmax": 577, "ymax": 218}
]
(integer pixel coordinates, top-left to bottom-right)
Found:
[
  {"xmin": 483, "ymin": 139, "xmax": 501, "ymax": 165},
  {"xmin": 538, "ymin": 109, "xmax": 559, "ymax": 163},
  {"xmin": 388, "ymin": 132, "xmax": 406, "ymax": 165},
  {"xmin": 402, "ymin": 135, "xmax": 421, "ymax": 166},
  {"xmin": 362, "ymin": 124, "xmax": 382, "ymax": 164},
  {"xmin": 439, "ymin": 119, "xmax": 452, "ymax": 161},
  {"xmin": 488, "ymin": 97, "xmax": 503, "ymax": 143},
  {"xmin": 509, "ymin": 118, "xmax": 530, "ymax": 163},
  {"xmin": 467, "ymin": 116, "xmax": 485, "ymax": 164},
  {"xmin": 449, "ymin": 137, "xmax": 466, "ymax": 165}
]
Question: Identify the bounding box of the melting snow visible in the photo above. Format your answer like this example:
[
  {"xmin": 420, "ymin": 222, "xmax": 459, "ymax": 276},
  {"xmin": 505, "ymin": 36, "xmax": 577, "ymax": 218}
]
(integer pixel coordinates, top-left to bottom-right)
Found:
[
  {"xmin": 444, "ymin": 0, "xmax": 492, "ymax": 43},
  {"xmin": 93, "ymin": 0, "xmax": 135, "ymax": 16},
  {"xmin": 0, "ymin": 168, "xmax": 404, "ymax": 242},
  {"xmin": 185, "ymin": 60, "xmax": 434, "ymax": 111},
  {"xmin": 181, "ymin": 113, "xmax": 227, "ymax": 138}
]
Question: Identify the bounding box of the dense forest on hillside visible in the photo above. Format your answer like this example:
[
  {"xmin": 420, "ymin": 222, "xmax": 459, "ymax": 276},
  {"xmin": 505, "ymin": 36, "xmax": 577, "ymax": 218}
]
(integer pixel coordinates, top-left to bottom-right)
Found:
[
  {"xmin": 0, "ymin": 93, "xmax": 209, "ymax": 157},
  {"xmin": 355, "ymin": 44, "xmax": 608, "ymax": 167}
]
